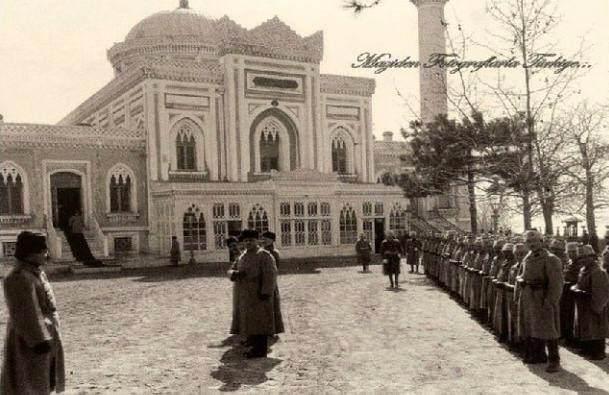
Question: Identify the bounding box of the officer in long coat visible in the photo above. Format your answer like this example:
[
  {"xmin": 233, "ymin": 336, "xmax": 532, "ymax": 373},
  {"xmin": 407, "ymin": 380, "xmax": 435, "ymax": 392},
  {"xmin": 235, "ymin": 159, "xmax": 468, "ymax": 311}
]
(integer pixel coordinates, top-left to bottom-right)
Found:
[
  {"xmin": 227, "ymin": 236, "xmax": 243, "ymax": 336},
  {"xmin": 560, "ymin": 242, "xmax": 580, "ymax": 344},
  {"xmin": 380, "ymin": 231, "xmax": 403, "ymax": 289},
  {"xmin": 355, "ymin": 233, "xmax": 373, "ymax": 273},
  {"xmin": 1, "ymin": 231, "xmax": 65, "ymax": 394},
  {"xmin": 229, "ymin": 229, "xmax": 281, "ymax": 358},
  {"xmin": 261, "ymin": 231, "xmax": 286, "ymax": 337},
  {"xmin": 571, "ymin": 245, "xmax": 609, "ymax": 360},
  {"xmin": 406, "ymin": 231, "xmax": 422, "ymax": 274},
  {"xmin": 518, "ymin": 230, "xmax": 564, "ymax": 373}
]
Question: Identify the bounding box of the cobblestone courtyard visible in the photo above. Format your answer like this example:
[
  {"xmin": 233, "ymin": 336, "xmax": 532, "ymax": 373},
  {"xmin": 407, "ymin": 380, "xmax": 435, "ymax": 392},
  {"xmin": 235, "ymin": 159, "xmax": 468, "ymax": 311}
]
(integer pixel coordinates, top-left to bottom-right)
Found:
[{"xmin": 1, "ymin": 264, "xmax": 609, "ymax": 394}]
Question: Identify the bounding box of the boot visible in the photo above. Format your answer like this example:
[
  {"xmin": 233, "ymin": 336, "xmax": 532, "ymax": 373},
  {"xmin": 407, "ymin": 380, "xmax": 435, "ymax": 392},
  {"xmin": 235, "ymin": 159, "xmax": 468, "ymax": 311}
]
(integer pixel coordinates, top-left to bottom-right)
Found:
[{"xmin": 546, "ymin": 339, "xmax": 560, "ymax": 372}]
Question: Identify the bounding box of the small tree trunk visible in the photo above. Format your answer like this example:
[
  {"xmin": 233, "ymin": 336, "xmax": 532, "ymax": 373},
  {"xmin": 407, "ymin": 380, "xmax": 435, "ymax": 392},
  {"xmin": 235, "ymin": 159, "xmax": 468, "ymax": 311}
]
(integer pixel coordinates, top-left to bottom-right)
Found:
[
  {"xmin": 522, "ymin": 189, "xmax": 532, "ymax": 230},
  {"xmin": 467, "ymin": 168, "xmax": 478, "ymax": 234},
  {"xmin": 542, "ymin": 199, "xmax": 554, "ymax": 235}
]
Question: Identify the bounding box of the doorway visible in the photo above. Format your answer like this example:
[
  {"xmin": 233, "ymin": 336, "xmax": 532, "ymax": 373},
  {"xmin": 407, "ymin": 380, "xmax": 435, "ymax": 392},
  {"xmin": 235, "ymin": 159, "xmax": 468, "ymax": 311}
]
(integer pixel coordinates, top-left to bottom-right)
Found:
[
  {"xmin": 50, "ymin": 172, "xmax": 83, "ymax": 230},
  {"xmin": 374, "ymin": 218, "xmax": 385, "ymax": 253}
]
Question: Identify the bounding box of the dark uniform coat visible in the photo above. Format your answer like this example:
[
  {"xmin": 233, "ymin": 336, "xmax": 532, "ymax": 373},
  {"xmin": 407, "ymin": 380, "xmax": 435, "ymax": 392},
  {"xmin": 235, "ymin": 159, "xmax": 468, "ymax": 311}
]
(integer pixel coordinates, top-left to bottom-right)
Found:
[
  {"xmin": 573, "ymin": 263, "xmax": 609, "ymax": 341},
  {"xmin": 264, "ymin": 246, "xmax": 285, "ymax": 335},
  {"xmin": 380, "ymin": 239, "xmax": 403, "ymax": 275},
  {"xmin": 355, "ymin": 239, "xmax": 372, "ymax": 264},
  {"xmin": 519, "ymin": 249, "xmax": 564, "ymax": 340},
  {"xmin": 1, "ymin": 261, "xmax": 65, "ymax": 394},
  {"xmin": 234, "ymin": 248, "xmax": 282, "ymax": 335}
]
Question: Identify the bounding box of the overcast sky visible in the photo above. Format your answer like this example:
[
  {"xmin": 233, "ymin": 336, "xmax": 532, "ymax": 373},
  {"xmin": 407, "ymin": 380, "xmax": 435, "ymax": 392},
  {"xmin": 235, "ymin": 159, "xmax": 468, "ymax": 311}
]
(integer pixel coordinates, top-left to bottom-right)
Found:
[{"xmin": 1, "ymin": 0, "xmax": 607, "ymax": 233}]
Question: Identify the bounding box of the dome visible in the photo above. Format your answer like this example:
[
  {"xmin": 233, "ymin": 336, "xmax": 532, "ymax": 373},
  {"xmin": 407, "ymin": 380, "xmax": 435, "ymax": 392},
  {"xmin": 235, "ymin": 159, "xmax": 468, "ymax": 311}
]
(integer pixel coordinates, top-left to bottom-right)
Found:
[{"xmin": 125, "ymin": 1, "xmax": 216, "ymax": 42}]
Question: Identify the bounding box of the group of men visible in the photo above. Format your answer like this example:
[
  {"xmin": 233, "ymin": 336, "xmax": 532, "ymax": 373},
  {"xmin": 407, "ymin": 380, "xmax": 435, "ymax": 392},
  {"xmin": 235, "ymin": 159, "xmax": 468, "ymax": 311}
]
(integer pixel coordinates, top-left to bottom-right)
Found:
[
  {"xmin": 225, "ymin": 230, "xmax": 285, "ymax": 359},
  {"xmin": 420, "ymin": 228, "xmax": 609, "ymax": 373}
]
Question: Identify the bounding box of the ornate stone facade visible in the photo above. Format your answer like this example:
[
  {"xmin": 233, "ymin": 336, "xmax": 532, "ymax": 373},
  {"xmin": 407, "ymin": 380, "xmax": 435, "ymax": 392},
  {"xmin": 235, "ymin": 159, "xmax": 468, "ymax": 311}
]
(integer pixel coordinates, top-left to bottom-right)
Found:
[{"xmin": 0, "ymin": 1, "xmax": 408, "ymax": 261}]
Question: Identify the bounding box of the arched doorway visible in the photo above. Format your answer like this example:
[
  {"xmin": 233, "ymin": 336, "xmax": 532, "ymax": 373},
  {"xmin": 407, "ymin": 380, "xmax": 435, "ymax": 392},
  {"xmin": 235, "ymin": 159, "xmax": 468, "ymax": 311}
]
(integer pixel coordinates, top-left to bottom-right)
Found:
[
  {"xmin": 50, "ymin": 172, "xmax": 83, "ymax": 230},
  {"xmin": 250, "ymin": 108, "xmax": 299, "ymax": 174}
]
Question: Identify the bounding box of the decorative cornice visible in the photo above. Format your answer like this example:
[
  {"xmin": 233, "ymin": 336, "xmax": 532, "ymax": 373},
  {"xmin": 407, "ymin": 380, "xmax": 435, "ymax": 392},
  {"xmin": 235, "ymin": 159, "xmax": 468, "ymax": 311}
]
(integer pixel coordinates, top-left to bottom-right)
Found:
[
  {"xmin": 320, "ymin": 74, "xmax": 376, "ymax": 97},
  {"xmin": 0, "ymin": 123, "xmax": 145, "ymax": 150}
]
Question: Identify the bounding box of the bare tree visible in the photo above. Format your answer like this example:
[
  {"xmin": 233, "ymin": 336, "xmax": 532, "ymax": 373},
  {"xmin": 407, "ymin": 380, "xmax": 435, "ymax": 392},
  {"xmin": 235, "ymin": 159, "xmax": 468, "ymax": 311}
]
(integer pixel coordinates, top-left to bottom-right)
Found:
[{"xmin": 559, "ymin": 101, "xmax": 609, "ymax": 250}]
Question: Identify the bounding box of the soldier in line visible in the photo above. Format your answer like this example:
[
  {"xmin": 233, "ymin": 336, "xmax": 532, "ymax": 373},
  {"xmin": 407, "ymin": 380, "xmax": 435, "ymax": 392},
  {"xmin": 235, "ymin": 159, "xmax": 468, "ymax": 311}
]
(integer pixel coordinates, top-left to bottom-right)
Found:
[
  {"xmin": 484, "ymin": 240, "xmax": 505, "ymax": 325},
  {"xmin": 381, "ymin": 231, "xmax": 403, "ymax": 289},
  {"xmin": 560, "ymin": 242, "xmax": 581, "ymax": 345},
  {"xmin": 602, "ymin": 229, "xmax": 609, "ymax": 272},
  {"xmin": 571, "ymin": 245, "xmax": 609, "ymax": 360},
  {"xmin": 506, "ymin": 243, "xmax": 526, "ymax": 350},
  {"xmin": 355, "ymin": 233, "xmax": 373, "ymax": 273},
  {"xmin": 493, "ymin": 243, "xmax": 516, "ymax": 342},
  {"xmin": 517, "ymin": 230, "xmax": 564, "ymax": 373},
  {"xmin": 461, "ymin": 237, "xmax": 476, "ymax": 306}
]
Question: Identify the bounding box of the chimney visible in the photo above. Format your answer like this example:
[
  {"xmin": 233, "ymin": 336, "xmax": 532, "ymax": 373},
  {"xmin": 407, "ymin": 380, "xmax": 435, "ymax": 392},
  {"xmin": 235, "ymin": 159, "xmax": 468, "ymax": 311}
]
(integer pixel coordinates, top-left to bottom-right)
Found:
[{"xmin": 382, "ymin": 131, "xmax": 393, "ymax": 142}]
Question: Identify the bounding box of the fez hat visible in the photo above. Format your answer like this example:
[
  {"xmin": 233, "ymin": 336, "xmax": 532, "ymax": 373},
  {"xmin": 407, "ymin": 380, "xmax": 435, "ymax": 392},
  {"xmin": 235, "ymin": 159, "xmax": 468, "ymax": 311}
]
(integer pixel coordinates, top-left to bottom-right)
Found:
[
  {"xmin": 549, "ymin": 239, "xmax": 565, "ymax": 250},
  {"xmin": 239, "ymin": 229, "xmax": 259, "ymax": 241},
  {"xmin": 566, "ymin": 242, "xmax": 578, "ymax": 252},
  {"xmin": 502, "ymin": 243, "xmax": 514, "ymax": 252},
  {"xmin": 225, "ymin": 236, "xmax": 239, "ymax": 246},
  {"xmin": 14, "ymin": 231, "xmax": 48, "ymax": 261},
  {"xmin": 261, "ymin": 231, "xmax": 276, "ymax": 241}
]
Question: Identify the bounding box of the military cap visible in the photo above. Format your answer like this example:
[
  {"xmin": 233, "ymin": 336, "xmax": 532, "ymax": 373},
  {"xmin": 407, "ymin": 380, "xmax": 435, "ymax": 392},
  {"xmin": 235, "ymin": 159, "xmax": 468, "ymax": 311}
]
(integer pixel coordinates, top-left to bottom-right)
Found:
[
  {"xmin": 581, "ymin": 244, "xmax": 596, "ymax": 257},
  {"xmin": 14, "ymin": 231, "xmax": 48, "ymax": 261},
  {"xmin": 566, "ymin": 242, "xmax": 578, "ymax": 252}
]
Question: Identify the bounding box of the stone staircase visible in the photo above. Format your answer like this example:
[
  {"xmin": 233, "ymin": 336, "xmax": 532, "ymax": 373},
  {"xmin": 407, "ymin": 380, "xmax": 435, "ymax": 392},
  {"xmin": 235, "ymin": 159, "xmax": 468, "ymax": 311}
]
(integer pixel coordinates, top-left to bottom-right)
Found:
[{"xmin": 56, "ymin": 229, "xmax": 105, "ymax": 262}]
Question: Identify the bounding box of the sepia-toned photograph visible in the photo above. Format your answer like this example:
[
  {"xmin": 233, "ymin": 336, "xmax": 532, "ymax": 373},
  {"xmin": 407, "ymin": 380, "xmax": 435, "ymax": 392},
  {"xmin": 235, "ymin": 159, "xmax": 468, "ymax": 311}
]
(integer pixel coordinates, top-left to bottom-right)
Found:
[{"xmin": 1, "ymin": 0, "xmax": 608, "ymax": 393}]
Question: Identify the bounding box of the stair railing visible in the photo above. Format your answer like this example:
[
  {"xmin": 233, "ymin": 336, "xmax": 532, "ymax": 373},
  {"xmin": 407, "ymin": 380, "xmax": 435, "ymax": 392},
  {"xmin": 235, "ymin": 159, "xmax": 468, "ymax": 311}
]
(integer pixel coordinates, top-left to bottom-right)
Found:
[
  {"xmin": 89, "ymin": 214, "xmax": 109, "ymax": 257},
  {"xmin": 43, "ymin": 214, "xmax": 62, "ymax": 260}
]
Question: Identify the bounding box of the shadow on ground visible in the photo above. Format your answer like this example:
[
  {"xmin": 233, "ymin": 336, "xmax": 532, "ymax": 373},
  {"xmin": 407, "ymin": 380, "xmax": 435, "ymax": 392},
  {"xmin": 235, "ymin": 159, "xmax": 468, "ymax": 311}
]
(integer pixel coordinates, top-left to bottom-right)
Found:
[
  {"xmin": 526, "ymin": 364, "xmax": 609, "ymax": 394},
  {"xmin": 209, "ymin": 335, "xmax": 282, "ymax": 392}
]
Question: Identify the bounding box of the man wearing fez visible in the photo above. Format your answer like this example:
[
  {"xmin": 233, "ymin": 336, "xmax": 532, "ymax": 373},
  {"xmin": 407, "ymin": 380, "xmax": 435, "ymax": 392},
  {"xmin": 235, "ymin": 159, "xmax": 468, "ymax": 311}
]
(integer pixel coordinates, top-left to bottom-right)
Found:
[
  {"xmin": 260, "ymin": 231, "xmax": 285, "ymax": 340},
  {"xmin": 227, "ymin": 229, "xmax": 282, "ymax": 358},
  {"xmin": 1, "ymin": 231, "xmax": 65, "ymax": 394},
  {"xmin": 571, "ymin": 245, "xmax": 609, "ymax": 360},
  {"xmin": 406, "ymin": 231, "xmax": 422, "ymax": 274},
  {"xmin": 355, "ymin": 233, "xmax": 373, "ymax": 273},
  {"xmin": 518, "ymin": 230, "xmax": 564, "ymax": 373},
  {"xmin": 560, "ymin": 242, "xmax": 580, "ymax": 345}
]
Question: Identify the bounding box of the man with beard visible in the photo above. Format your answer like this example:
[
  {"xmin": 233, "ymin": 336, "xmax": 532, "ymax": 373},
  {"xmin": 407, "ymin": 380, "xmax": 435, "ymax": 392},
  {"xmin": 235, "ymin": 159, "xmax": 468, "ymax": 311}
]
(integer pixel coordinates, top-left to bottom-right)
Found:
[
  {"xmin": 518, "ymin": 230, "xmax": 564, "ymax": 373},
  {"xmin": 571, "ymin": 245, "xmax": 609, "ymax": 360}
]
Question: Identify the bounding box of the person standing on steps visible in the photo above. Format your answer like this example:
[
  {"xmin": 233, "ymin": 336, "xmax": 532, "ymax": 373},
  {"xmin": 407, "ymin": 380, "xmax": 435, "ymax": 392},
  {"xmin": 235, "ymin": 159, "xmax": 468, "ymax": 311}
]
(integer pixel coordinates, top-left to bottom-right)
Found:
[
  {"xmin": 380, "ymin": 231, "xmax": 403, "ymax": 289},
  {"xmin": 355, "ymin": 233, "xmax": 373, "ymax": 273}
]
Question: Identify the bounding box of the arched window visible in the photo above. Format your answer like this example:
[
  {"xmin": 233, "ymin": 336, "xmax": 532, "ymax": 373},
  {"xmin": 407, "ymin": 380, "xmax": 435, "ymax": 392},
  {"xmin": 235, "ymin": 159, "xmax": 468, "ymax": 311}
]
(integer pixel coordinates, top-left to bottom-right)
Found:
[
  {"xmin": 176, "ymin": 132, "xmax": 197, "ymax": 171},
  {"xmin": 107, "ymin": 164, "xmax": 136, "ymax": 213},
  {"xmin": 389, "ymin": 202, "xmax": 407, "ymax": 236},
  {"xmin": 247, "ymin": 204, "xmax": 269, "ymax": 233},
  {"xmin": 339, "ymin": 204, "xmax": 357, "ymax": 244},
  {"xmin": 183, "ymin": 204, "xmax": 206, "ymax": 251},
  {"xmin": 0, "ymin": 162, "xmax": 26, "ymax": 215},
  {"xmin": 259, "ymin": 120, "xmax": 281, "ymax": 172},
  {"xmin": 331, "ymin": 136, "xmax": 348, "ymax": 174}
]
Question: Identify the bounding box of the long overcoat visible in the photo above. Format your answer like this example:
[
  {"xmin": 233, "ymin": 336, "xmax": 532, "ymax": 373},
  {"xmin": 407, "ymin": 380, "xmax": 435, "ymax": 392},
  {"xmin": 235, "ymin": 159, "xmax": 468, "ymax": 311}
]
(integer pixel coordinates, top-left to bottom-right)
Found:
[
  {"xmin": 265, "ymin": 247, "xmax": 285, "ymax": 335},
  {"xmin": 355, "ymin": 239, "xmax": 372, "ymax": 265},
  {"xmin": 519, "ymin": 249, "xmax": 564, "ymax": 340},
  {"xmin": 235, "ymin": 248, "xmax": 281, "ymax": 336},
  {"xmin": 573, "ymin": 263, "xmax": 609, "ymax": 340},
  {"xmin": 602, "ymin": 245, "xmax": 609, "ymax": 272},
  {"xmin": 1, "ymin": 261, "xmax": 66, "ymax": 394}
]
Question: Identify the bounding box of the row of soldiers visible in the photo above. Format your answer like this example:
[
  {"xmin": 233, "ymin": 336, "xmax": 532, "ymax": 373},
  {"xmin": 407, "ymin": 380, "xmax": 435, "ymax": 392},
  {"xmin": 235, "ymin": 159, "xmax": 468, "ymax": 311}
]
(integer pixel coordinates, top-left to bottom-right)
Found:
[{"xmin": 420, "ymin": 229, "xmax": 609, "ymax": 373}]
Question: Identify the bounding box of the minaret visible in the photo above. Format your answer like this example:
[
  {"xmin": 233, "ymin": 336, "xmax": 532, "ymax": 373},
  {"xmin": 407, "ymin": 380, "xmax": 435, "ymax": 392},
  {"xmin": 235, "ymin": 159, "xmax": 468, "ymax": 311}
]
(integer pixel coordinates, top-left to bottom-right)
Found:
[{"xmin": 411, "ymin": 0, "xmax": 448, "ymax": 124}]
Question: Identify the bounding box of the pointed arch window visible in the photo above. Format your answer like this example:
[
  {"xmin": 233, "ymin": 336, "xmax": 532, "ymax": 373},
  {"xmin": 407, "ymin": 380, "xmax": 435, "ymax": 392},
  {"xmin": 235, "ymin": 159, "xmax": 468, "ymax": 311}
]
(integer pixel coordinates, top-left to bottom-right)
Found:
[
  {"xmin": 260, "ymin": 121, "xmax": 280, "ymax": 172},
  {"xmin": 183, "ymin": 204, "xmax": 206, "ymax": 251},
  {"xmin": 247, "ymin": 204, "xmax": 269, "ymax": 233},
  {"xmin": 107, "ymin": 164, "xmax": 137, "ymax": 213},
  {"xmin": 176, "ymin": 130, "xmax": 197, "ymax": 171},
  {"xmin": 389, "ymin": 202, "xmax": 407, "ymax": 236},
  {"xmin": 339, "ymin": 204, "xmax": 357, "ymax": 244},
  {"xmin": 0, "ymin": 171, "xmax": 24, "ymax": 215},
  {"xmin": 332, "ymin": 136, "xmax": 348, "ymax": 174}
]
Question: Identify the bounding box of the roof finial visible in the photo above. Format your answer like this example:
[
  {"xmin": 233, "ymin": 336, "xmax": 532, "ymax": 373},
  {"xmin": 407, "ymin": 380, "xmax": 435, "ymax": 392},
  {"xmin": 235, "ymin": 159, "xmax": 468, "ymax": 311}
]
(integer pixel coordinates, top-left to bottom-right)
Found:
[{"xmin": 179, "ymin": 0, "xmax": 189, "ymax": 9}]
